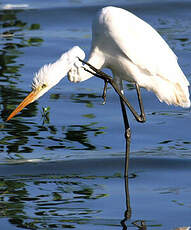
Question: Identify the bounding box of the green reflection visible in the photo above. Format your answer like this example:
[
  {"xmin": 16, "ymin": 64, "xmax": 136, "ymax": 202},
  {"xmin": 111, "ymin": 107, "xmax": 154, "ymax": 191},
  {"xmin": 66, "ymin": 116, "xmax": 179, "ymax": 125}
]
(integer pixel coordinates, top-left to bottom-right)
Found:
[
  {"xmin": 0, "ymin": 9, "xmax": 108, "ymax": 160},
  {"xmin": 0, "ymin": 9, "xmax": 42, "ymax": 157},
  {"xmin": 83, "ymin": 113, "xmax": 95, "ymax": 119},
  {"xmin": 37, "ymin": 122, "xmax": 106, "ymax": 151},
  {"xmin": 0, "ymin": 174, "xmax": 108, "ymax": 229},
  {"xmin": 63, "ymin": 123, "xmax": 106, "ymax": 150},
  {"xmin": 0, "ymin": 9, "xmax": 43, "ymax": 83},
  {"xmin": 0, "ymin": 8, "xmax": 42, "ymax": 123},
  {"xmin": 71, "ymin": 93, "xmax": 100, "ymax": 108}
]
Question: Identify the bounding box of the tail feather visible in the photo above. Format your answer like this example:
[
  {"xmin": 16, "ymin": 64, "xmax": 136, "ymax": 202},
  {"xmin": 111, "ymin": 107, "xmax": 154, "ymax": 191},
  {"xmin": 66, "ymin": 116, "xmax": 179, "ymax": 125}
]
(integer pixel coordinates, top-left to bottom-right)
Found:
[{"xmin": 152, "ymin": 78, "xmax": 190, "ymax": 108}]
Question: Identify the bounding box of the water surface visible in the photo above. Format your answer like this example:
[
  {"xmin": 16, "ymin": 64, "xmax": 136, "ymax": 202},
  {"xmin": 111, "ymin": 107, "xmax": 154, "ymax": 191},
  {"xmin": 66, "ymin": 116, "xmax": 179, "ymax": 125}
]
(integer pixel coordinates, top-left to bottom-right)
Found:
[{"xmin": 0, "ymin": 0, "xmax": 191, "ymax": 229}]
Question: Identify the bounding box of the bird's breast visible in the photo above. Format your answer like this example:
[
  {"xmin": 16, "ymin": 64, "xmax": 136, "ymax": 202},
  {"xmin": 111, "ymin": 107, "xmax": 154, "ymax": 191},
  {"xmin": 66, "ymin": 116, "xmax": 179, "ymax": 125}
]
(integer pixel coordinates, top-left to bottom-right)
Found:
[{"xmin": 105, "ymin": 53, "xmax": 137, "ymax": 83}]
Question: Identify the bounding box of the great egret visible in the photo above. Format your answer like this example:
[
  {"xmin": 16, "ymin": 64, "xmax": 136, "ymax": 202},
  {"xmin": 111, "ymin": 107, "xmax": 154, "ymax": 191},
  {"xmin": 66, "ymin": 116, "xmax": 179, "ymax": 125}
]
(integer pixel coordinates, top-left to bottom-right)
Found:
[{"xmin": 6, "ymin": 6, "xmax": 190, "ymax": 176}]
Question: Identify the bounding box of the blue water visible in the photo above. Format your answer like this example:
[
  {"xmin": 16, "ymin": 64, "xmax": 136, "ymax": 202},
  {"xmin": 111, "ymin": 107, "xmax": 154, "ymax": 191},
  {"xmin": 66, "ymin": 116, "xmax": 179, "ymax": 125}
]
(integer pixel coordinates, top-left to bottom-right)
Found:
[{"xmin": 0, "ymin": 0, "xmax": 191, "ymax": 229}]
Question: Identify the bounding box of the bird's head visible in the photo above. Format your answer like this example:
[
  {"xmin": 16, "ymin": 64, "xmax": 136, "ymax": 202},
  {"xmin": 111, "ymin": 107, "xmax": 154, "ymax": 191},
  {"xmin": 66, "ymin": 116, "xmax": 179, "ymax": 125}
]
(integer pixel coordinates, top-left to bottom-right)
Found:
[{"xmin": 6, "ymin": 46, "xmax": 85, "ymax": 121}]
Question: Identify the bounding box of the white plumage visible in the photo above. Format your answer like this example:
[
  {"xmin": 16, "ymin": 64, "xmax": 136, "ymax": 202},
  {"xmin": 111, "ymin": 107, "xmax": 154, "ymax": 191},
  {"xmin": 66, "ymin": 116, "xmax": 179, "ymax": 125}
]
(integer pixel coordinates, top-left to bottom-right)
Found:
[
  {"xmin": 30, "ymin": 46, "xmax": 85, "ymax": 102},
  {"xmin": 32, "ymin": 46, "xmax": 85, "ymax": 90},
  {"xmin": 68, "ymin": 6, "xmax": 190, "ymax": 107}
]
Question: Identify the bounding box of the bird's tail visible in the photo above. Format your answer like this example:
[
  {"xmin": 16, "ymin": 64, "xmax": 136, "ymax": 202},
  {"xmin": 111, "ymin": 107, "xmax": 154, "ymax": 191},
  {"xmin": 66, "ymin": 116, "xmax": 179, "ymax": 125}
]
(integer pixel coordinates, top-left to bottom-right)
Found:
[{"xmin": 152, "ymin": 78, "xmax": 190, "ymax": 108}]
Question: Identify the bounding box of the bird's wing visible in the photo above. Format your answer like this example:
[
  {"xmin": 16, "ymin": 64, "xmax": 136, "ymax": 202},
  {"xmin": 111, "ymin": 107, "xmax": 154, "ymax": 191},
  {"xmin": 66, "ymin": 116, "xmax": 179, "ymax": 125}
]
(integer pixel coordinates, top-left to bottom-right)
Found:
[{"xmin": 104, "ymin": 8, "xmax": 189, "ymax": 86}]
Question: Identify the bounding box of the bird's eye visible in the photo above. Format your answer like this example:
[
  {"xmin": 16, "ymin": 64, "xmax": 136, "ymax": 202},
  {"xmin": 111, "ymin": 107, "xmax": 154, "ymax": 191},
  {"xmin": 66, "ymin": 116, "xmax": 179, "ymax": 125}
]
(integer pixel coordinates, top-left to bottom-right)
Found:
[{"xmin": 41, "ymin": 84, "xmax": 47, "ymax": 89}]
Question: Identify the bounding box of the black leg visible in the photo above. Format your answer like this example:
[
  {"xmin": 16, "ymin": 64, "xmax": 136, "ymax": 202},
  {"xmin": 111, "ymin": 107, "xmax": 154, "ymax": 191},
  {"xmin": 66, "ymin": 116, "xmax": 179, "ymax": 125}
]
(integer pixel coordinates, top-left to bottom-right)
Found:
[
  {"xmin": 135, "ymin": 83, "xmax": 146, "ymax": 122},
  {"xmin": 120, "ymin": 97, "xmax": 131, "ymax": 177},
  {"xmin": 102, "ymin": 80, "xmax": 108, "ymax": 104}
]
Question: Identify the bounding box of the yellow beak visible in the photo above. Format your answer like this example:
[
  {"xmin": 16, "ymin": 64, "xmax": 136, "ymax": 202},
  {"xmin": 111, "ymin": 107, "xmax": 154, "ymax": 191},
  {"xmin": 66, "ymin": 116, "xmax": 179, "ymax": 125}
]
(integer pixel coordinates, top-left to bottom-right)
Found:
[{"xmin": 6, "ymin": 89, "xmax": 40, "ymax": 121}]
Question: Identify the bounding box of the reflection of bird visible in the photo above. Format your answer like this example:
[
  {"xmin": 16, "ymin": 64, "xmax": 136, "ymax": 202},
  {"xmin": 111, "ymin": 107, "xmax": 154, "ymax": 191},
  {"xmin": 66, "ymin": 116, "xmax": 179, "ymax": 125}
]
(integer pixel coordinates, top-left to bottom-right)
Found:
[{"xmin": 6, "ymin": 6, "xmax": 190, "ymax": 122}]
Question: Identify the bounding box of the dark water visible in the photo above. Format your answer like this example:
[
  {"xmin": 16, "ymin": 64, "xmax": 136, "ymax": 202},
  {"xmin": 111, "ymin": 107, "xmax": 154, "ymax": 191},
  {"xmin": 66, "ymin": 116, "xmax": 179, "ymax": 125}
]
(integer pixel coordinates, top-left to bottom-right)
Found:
[{"xmin": 0, "ymin": 0, "xmax": 191, "ymax": 229}]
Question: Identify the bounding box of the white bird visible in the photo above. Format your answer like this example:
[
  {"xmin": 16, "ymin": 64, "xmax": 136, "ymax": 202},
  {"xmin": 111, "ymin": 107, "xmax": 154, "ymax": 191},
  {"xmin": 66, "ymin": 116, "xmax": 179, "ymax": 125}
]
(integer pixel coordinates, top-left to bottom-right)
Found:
[
  {"xmin": 6, "ymin": 6, "xmax": 190, "ymax": 123},
  {"xmin": 68, "ymin": 6, "xmax": 190, "ymax": 108},
  {"xmin": 6, "ymin": 6, "xmax": 190, "ymax": 175}
]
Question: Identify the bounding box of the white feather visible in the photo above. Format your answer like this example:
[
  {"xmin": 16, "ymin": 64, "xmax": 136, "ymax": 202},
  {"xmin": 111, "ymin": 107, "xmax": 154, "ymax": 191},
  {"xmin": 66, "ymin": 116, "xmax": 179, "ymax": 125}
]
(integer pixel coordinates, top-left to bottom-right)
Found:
[{"xmin": 32, "ymin": 46, "xmax": 85, "ymax": 90}]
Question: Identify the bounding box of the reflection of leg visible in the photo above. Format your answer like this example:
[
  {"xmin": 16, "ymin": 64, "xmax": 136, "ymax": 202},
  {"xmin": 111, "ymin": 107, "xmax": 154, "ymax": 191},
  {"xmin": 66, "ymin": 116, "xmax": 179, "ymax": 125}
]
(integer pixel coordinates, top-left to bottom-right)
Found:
[
  {"xmin": 124, "ymin": 176, "xmax": 131, "ymax": 219},
  {"xmin": 120, "ymin": 97, "xmax": 131, "ymax": 177},
  {"xmin": 120, "ymin": 176, "xmax": 131, "ymax": 229}
]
